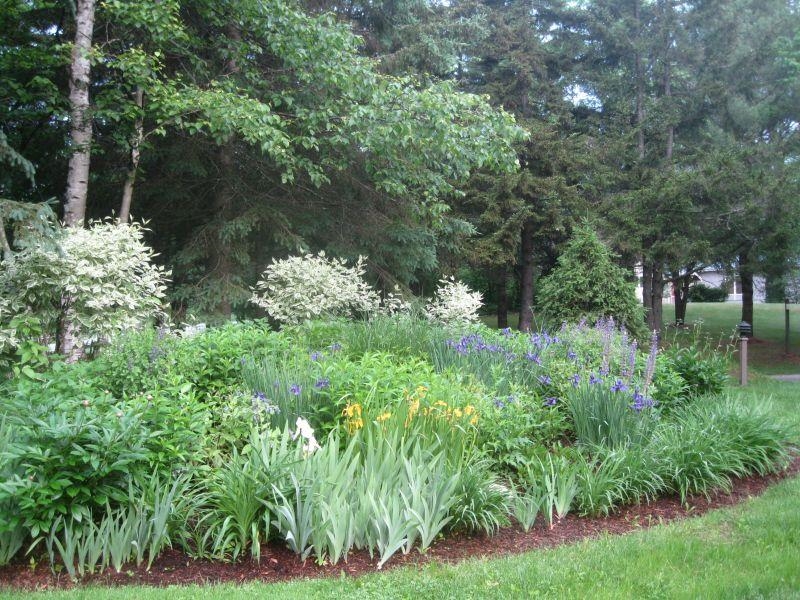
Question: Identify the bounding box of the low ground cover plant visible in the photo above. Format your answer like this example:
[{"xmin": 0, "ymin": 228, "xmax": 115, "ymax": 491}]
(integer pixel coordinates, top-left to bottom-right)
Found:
[{"xmin": 0, "ymin": 313, "xmax": 792, "ymax": 579}]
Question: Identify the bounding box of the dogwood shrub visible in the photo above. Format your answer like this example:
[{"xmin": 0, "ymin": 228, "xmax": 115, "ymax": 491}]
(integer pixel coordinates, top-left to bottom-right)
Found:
[
  {"xmin": 250, "ymin": 252, "xmax": 385, "ymax": 325},
  {"xmin": 0, "ymin": 221, "xmax": 169, "ymax": 358},
  {"xmin": 424, "ymin": 277, "xmax": 483, "ymax": 325}
]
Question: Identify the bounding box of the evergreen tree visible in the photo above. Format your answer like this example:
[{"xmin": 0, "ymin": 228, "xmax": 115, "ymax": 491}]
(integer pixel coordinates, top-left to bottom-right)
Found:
[{"xmin": 537, "ymin": 223, "xmax": 645, "ymax": 337}]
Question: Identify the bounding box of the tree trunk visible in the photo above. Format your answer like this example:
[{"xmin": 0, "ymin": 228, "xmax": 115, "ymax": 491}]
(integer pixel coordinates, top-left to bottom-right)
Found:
[
  {"xmin": 740, "ymin": 252, "xmax": 754, "ymax": 336},
  {"xmin": 518, "ymin": 219, "xmax": 535, "ymax": 332},
  {"xmin": 496, "ymin": 264, "xmax": 509, "ymax": 329},
  {"xmin": 60, "ymin": 0, "xmax": 96, "ymax": 362},
  {"xmin": 56, "ymin": 295, "xmax": 83, "ymax": 362},
  {"xmin": 211, "ymin": 144, "xmax": 235, "ymax": 318},
  {"xmin": 642, "ymin": 261, "xmax": 664, "ymax": 333},
  {"xmin": 634, "ymin": 0, "xmax": 645, "ymax": 162},
  {"xmin": 661, "ymin": 0, "xmax": 674, "ymax": 163},
  {"xmin": 642, "ymin": 260, "xmax": 653, "ymax": 322},
  {"xmin": 673, "ymin": 273, "xmax": 690, "ymax": 325},
  {"xmin": 0, "ymin": 214, "xmax": 12, "ymax": 262},
  {"xmin": 119, "ymin": 87, "xmax": 144, "ymax": 225},
  {"xmin": 208, "ymin": 23, "xmax": 242, "ymax": 318},
  {"xmin": 64, "ymin": 0, "xmax": 96, "ymax": 228}
]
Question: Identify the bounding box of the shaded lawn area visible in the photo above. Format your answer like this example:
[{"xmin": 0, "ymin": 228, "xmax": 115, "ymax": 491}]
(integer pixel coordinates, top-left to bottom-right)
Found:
[{"xmin": 6, "ymin": 379, "xmax": 799, "ymax": 600}]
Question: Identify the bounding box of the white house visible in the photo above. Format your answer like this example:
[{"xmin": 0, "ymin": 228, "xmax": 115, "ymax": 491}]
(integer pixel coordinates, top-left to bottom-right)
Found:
[
  {"xmin": 633, "ymin": 265, "xmax": 766, "ymax": 303},
  {"xmin": 694, "ymin": 268, "xmax": 766, "ymax": 303}
]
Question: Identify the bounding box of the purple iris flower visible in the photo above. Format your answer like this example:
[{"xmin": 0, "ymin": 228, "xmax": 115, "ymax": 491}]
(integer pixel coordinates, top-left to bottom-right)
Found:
[
  {"xmin": 571, "ymin": 374, "xmax": 581, "ymax": 387},
  {"xmin": 544, "ymin": 396, "xmax": 558, "ymax": 407},
  {"xmin": 525, "ymin": 351, "xmax": 542, "ymax": 365},
  {"xmin": 314, "ymin": 378, "xmax": 330, "ymax": 390},
  {"xmin": 289, "ymin": 384, "xmax": 302, "ymax": 396},
  {"xmin": 589, "ymin": 373, "xmax": 602, "ymax": 385},
  {"xmin": 567, "ymin": 350, "xmax": 577, "ymax": 361},
  {"xmin": 611, "ymin": 379, "xmax": 628, "ymax": 393},
  {"xmin": 538, "ymin": 374, "xmax": 552, "ymax": 386},
  {"xmin": 310, "ymin": 351, "xmax": 323, "ymax": 361}
]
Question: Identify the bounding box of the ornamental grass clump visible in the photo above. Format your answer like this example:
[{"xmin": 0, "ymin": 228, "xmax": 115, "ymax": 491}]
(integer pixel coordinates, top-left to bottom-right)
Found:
[
  {"xmin": 565, "ymin": 378, "xmax": 656, "ymax": 449},
  {"xmin": 648, "ymin": 398, "xmax": 792, "ymax": 503}
]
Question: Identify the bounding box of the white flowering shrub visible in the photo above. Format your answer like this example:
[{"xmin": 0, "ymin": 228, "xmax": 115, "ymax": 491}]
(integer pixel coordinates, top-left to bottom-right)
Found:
[
  {"xmin": 424, "ymin": 277, "xmax": 483, "ymax": 325},
  {"xmin": 0, "ymin": 221, "xmax": 169, "ymax": 359},
  {"xmin": 250, "ymin": 252, "xmax": 386, "ymax": 325}
]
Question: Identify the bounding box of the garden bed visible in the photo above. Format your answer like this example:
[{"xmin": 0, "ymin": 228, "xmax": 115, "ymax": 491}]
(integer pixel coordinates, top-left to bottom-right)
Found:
[
  {"xmin": 1, "ymin": 317, "xmax": 795, "ymax": 591},
  {"xmin": 2, "ymin": 455, "xmax": 797, "ymax": 591}
]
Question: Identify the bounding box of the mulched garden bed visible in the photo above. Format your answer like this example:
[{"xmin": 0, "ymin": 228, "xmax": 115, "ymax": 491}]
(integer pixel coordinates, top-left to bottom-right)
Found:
[{"xmin": 2, "ymin": 455, "xmax": 799, "ymax": 591}]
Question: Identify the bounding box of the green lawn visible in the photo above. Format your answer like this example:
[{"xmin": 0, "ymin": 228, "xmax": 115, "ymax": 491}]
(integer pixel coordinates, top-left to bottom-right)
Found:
[
  {"xmin": 483, "ymin": 302, "xmax": 800, "ymax": 374},
  {"xmin": 7, "ymin": 379, "xmax": 799, "ymax": 600}
]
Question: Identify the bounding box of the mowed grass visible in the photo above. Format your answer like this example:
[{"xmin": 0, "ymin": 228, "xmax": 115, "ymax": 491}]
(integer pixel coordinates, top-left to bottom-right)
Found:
[
  {"xmin": 6, "ymin": 380, "xmax": 800, "ymax": 600},
  {"xmin": 483, "ymin": 302, "xmax": 800, "ymax": 374}
]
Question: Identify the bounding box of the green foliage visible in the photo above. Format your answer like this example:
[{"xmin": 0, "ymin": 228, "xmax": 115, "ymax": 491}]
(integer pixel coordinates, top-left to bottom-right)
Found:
[
  {"xmin": 648, "ymin": 398, "xmax": 791, "ymax": 503},
  {"xmin": 474, "ymin": 394, "xmax": 568, "ymax": 473},
  {"xmin": 575, "ymin": 446, "xmax": 665, "ymax": 517},
  {"xmin": 192, "ymin": 427, "xmax": 300, "ymax": 561},
  {"xmin": 661, "ymin": 344, "xmax": 729, "ymax": 400},
  {"xmin": 43, "ymin": 472, "xmax": 190, "ymax": 579},
  {"xmin": 537, "ymin": 224, "xmax": 645, "ymax": 338},
  {"xmin": 688, "ymin": 284, "xmax": 728, "ymax": 303},
  {"xmin": 0, "ymin": 387, "xmax": 151, "ymax": 538},
  {"xmin": 649, "ymin": 354, "xmax": 690, "ymax": 413},
  {"xmin": 0, "ymin": 315, "xmax": 793, "ymax": 575},
  {"xmin": 90, "ymin": 320, "xmax": 284, "ymax": 399},
  {"xmin": 564, "ymin": 382, "xmax": 656, "ymax": 449},
  {"xmin": 448, "ymin": 459, "xmax": 510, "ymax": 535}
]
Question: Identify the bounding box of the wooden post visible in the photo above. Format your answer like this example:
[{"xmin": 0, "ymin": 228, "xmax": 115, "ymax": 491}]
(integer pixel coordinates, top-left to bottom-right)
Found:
[
  {"xmin": 785, "ymin": 299, "xmax": 790, "ymax": 355},
  {"xmin": 739, "ymin": 337, "xmax": 748, "ymax": 386}
]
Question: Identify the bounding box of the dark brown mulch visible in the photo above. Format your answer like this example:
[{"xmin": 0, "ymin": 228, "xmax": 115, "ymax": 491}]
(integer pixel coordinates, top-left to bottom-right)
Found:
[{"xmin": 2, "ymin": 456, "xmax": 799, "ymax": 591}]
